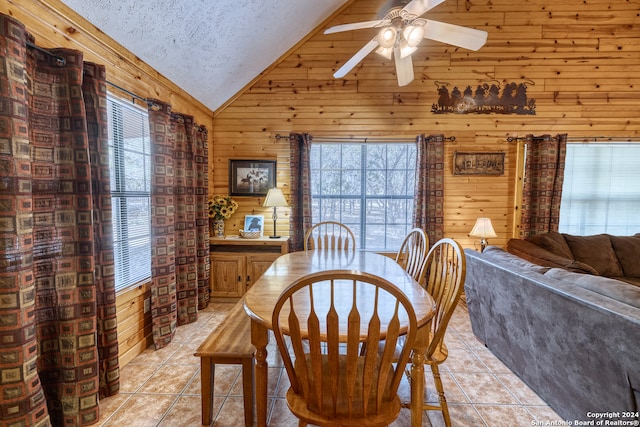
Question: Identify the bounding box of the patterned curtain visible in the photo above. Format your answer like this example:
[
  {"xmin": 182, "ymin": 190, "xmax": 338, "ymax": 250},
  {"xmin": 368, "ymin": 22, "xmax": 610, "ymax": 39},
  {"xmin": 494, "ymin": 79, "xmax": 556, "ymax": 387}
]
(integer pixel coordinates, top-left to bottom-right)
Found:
[
  {"xmin": 0, "ymin": 13, "xmax": 118, "ymax": 426},
  {"xmin": 288, "ymin": 133, "xmax": 312, "ymax": 252},
  {"xmin": 147, "ymin": 101, "xmax": 209, "ymax": 349},
  {"xmin": 520, "ymin": 133, "xmax": 567, "ymax": 237},
  {"xmin": 413, "ymin": 134, "xmax": 445, "ymax": 247}
]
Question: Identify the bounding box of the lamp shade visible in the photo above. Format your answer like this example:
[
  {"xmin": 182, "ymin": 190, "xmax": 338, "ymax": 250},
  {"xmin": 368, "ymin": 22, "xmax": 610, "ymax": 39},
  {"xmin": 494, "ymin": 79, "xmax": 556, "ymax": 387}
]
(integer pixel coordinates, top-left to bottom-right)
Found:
[
  {"xmin": 469, "ymin": 217, "xmax": 497, "ymax": 238},
  {"xmin": 263, "ymin": 188, "xmax": 288, "ymax": 207}
]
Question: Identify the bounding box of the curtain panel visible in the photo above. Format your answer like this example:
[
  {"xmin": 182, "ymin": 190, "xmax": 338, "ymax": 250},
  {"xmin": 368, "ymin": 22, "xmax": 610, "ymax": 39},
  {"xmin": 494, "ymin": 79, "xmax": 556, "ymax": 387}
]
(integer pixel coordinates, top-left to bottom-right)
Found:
[
  {"xmin": 413, "ymin": 134, "xmax": 445, "ymax": 247},
  {"xmin": 147, "ymin": 101, "xmax": 209, "ymax": 350},
  {"xmin": 520, "ymin": 133, "xmax": 567, "ymax": 237},
  {"xmin": 0, "ymin": 13, "xmax": 118, "ymax": 426},
  {"xmin": 288, "ymin": 133, "xmax": 312, "ymax": 252}
]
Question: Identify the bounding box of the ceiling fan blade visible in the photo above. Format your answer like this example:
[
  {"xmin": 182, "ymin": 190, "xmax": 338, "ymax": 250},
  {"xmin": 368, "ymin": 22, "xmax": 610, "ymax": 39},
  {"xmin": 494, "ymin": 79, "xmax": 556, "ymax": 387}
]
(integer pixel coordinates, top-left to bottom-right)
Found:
[
  {"xmin": 423, "ymin": 20, "xmax": 488, "ymax": 51},
  {"xmin": 402, "ymin": 0, "xmax": 447, "ymax": 18},
  {"xmin": 334, "ymin": 39, "xmax": 380, "ymax": 78},
  {"xmin": 394, "ymin": 46, "xmax": 415, "ymax": 86},
  {"xmin": 324, "ymin": 19, "xmax": 386, "ymax": 34}
]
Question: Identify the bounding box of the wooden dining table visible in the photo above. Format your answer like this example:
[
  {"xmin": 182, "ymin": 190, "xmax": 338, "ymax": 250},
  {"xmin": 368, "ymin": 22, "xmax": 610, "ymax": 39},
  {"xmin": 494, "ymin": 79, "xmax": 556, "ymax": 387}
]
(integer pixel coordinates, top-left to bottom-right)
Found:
[{"xmin": 243, "ymin": 250, "xmax": 436, "ymax": 427}]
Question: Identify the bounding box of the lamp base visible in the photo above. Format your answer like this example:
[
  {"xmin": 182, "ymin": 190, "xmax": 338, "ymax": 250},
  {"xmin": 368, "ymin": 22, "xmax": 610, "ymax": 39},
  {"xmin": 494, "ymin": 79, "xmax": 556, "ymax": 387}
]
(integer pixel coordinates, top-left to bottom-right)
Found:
[{"xmin": 270, "ymin": 209, "xmax": 280, "ymax": 239}]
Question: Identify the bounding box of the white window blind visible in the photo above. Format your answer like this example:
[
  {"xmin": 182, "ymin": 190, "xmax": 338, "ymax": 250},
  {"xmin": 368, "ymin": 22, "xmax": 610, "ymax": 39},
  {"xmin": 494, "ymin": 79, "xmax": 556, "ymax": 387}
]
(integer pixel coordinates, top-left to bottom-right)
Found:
[
  {"xmin": 310, "ymin": 141, "xmax": 417, "ymax": 251},
  {"xmin": 559, "ymin": 143, "xmax": 640, "ymax": 236},
  {"xmin": 107, "ymin": 95, "xmax": 152, "ymax": 291}
]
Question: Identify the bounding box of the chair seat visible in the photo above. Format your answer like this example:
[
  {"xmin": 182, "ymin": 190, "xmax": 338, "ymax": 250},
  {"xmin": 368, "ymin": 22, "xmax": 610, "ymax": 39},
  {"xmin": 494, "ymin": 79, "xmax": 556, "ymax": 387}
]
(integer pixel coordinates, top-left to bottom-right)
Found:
[
  {"xmin": 380, "ymin": 334, "xmax": 449, "ymax": 365},
  {"xmin": 286, "ymin": 389, "xmax": 401, "ymax": 427},
  {"xmin": 285, "ymin": 354, "xmax": 402, "ymax": 427},
  {"xmin": 423, "ymin": 340, "xmax": 448, "ymax": 365}
]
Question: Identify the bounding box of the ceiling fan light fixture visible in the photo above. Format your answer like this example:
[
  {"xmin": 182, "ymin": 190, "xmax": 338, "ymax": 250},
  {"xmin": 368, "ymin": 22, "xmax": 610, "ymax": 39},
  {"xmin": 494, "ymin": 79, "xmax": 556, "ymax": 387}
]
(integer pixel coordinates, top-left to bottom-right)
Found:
[
  {"xmin": 378, "ymin": 26, "xmax": 397, "ymax": 48},
  {"xmin": 325, "ymin": 0, "xmax": 488, "ymax": 86},
  {"xmin": 375, "ymin": 46, "xmax": 394, "ymax": 59},
  {"xmin": 399, "ymin": 40, "xmax": 418, "ymax": 58},
  {"xmin": 403, "ymin": 24, "xmax": 424, "ymax": 47}
]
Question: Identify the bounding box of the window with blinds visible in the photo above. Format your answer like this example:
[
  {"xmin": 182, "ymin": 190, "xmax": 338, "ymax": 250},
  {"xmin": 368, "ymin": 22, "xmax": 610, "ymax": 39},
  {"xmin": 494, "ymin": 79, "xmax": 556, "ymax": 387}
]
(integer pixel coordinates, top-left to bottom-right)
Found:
[
  {"xmin": 559, "ymin": 143, "xmax": 640, "ymax": 235},
  {"xmin": 107, "ymin": 95, "xmax": 152, "ymax": 292},
  {"xmin": 310, "ymin": 141, "xmax": 417, "ymax": 251}
]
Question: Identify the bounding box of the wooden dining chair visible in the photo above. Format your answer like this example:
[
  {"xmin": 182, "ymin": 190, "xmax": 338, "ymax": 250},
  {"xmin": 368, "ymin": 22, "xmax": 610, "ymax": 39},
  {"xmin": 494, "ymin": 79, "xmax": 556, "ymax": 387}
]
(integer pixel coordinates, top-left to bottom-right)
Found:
[
  {"xmin": 304, "ymin": 221, "xmax": 356, "ymax": 252},
  {"xmin": 272, "ymin": 270, "xmax": 417, "ymax": 427},
  {"xmin": 408, "ymin": 237, "xmax": 466, "ymax": 427},
  {"xmin": 395, "ymin": 227, "xmax": 429, "ymax": 282}
]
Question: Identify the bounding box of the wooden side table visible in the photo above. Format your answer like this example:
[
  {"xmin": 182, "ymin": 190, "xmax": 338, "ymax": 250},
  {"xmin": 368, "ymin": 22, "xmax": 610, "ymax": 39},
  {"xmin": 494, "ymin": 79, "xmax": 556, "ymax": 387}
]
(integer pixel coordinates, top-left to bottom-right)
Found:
[{"xmin": 209, "ymin": 236, "xmax": 289, "ymax": 299}]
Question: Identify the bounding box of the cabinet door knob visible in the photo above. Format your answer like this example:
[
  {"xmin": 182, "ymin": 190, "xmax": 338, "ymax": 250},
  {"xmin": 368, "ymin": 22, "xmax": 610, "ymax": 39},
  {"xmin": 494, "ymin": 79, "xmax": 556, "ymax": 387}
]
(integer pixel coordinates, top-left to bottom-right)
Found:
[{"xmin": 238, "ymin": 275, "xmax": 242, "ymax": 282}]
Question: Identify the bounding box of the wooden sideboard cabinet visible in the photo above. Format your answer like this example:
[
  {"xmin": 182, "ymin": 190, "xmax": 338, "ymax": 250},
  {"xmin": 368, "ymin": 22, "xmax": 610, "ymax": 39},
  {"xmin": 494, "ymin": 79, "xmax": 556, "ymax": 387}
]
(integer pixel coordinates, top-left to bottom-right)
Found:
[{"xmin": 209, "ymin": 236, "xmax": 289, "ymax": 298}]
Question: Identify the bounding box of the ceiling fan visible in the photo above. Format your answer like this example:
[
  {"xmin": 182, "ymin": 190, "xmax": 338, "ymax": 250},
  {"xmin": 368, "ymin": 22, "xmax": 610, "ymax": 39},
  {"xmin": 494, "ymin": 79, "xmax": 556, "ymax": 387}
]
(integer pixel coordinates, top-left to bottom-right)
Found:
[{"xmin": 324, "ymin": 0, "xmax": 488, "ymax": 86}]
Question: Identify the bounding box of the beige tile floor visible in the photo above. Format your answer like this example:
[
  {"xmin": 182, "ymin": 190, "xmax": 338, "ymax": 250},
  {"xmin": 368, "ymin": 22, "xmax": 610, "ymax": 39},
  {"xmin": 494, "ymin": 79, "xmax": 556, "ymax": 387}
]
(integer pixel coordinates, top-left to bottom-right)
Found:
[{"xmin": 96, "ymin": 301, "xmax": 564, "ymax": 426}]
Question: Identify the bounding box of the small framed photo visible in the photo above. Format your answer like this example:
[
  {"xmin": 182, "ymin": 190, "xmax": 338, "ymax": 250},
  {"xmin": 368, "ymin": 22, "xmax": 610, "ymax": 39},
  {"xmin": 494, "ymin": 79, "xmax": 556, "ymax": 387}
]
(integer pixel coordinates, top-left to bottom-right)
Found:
[
  {"xmin": 243, "ymin": 215, "xmax": 264, "ymax": 236},
  {"xmin": 229, "ymin": 159, "xmax": 276, "ymax": 196}
]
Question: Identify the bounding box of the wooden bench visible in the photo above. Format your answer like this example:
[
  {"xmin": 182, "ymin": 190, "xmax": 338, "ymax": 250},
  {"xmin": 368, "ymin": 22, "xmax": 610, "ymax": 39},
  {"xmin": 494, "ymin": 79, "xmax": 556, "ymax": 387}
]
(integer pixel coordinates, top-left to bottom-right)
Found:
[{"xmin": 195, "ymin": 299, "xmax": 255, "ymax": 426}]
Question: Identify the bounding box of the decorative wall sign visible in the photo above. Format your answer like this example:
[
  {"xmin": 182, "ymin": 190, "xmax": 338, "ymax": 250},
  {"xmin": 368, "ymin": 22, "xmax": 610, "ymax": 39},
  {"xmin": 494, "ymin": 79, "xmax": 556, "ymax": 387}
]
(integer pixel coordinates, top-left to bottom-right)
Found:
[
  {"xmin": 432, "ymin": 80, "xmax": 536, "ymax": 115},
  {"xmin": 453, "ymin": 152, "xmax": 505, "ymax": 176},
  {"xmin": 229, "ymin": 159, "xmax": 276, "ymax": 196}
]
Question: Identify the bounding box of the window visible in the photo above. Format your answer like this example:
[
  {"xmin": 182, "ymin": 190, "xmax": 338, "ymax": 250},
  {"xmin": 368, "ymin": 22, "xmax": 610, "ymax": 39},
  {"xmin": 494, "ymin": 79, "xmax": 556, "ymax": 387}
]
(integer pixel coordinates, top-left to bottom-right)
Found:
[
  {"xmin": 559, "ymin": 143, "xmax": 640, "ymax": 235},
  {"xmin": 310, "ymin": 142, "xmax": 417, "ymax": 251},
  {"xmin": 107, "ymin": 95, "xmax": 152, "ymax": 291}
]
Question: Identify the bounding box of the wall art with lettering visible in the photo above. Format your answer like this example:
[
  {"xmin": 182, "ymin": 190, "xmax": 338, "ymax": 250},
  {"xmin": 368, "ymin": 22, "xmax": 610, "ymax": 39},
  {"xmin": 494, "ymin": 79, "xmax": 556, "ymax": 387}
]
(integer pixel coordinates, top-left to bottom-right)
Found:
[
  {"xmin": 432, "ymin": 80, "xmax": 536, "ymax": 115},
  {"xmin": 453, "ymin": 152, "xmax": 505, "ymax": 176}
]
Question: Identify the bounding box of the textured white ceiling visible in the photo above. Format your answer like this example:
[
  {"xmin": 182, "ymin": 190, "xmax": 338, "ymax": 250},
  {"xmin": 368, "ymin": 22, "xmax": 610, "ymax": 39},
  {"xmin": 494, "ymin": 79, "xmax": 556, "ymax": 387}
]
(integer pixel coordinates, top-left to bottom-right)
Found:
[{"xmin": 59, "ymin": 0, "xmax": 349, "ymax": 112}]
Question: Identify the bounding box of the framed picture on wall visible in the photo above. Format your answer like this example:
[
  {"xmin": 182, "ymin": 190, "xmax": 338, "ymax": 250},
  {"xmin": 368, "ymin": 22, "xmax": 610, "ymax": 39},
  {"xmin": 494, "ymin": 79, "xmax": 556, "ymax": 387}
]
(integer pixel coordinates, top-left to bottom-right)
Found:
[
  {"xmin": 229, "ymin": 159, "xmax": 276, "ymax": 196},
  {"xmin": 243, "ymin": 215, "xmax": 264, "ymax": 236}
]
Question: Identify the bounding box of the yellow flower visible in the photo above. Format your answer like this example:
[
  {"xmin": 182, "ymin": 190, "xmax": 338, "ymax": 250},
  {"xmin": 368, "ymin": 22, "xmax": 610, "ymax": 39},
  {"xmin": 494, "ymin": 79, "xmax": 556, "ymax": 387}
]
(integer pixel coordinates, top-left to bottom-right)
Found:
[{"xmin": 208, "ymin": 195, "xmax": 238, "ymax": 220}]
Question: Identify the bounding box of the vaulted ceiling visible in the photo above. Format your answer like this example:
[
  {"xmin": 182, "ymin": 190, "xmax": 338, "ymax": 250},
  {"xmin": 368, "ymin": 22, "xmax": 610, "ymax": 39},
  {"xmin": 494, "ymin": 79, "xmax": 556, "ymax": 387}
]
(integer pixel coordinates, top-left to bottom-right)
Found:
[{"xmin": 59, "ymin": 0, "xmax": 351, "ymax": 112}]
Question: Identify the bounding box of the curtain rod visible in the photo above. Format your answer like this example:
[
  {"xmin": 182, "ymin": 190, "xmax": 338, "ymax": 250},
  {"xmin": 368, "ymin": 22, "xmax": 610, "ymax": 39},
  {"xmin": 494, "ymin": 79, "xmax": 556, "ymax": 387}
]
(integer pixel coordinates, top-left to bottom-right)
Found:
[
  {"xmin": 26, "ymin": 41, "xmax": 66, "ymax": 66},
  {"xmin": 106, "ymin": 81, "xmax": 150, "ymax": 106},
  {"xmin": 274, "ymin": 134, "xmax": 457, "ymax": 143},
  {"xmin": 105, "ymin": 81, "xmax": 166, "ymax": 113},
  {"xmin": 566, "ymin": 136, "xmax": 638, "ymax": 143},
  {"xmin": 506, "ymin": 135, "xmax": 638, "ymax": 143}
]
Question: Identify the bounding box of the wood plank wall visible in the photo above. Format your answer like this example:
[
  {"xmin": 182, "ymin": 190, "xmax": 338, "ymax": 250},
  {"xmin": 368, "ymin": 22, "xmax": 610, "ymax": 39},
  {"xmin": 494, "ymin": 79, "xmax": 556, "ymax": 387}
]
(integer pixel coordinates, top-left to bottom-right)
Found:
[
  {"xmin": 1, "ymin": 0, "xmax": 215, "ymax": 367},
  {"xmin": 212, "ymin": 0, "xmax": 640, "ymax": 250}
]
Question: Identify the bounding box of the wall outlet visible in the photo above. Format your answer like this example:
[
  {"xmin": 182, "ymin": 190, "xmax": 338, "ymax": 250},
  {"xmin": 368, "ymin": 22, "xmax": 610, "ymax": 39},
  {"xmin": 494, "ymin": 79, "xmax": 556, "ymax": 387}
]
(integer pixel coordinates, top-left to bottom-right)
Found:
[{"xmin": 144, "ymin": 298, "xmax": 151, "ymax": 314}]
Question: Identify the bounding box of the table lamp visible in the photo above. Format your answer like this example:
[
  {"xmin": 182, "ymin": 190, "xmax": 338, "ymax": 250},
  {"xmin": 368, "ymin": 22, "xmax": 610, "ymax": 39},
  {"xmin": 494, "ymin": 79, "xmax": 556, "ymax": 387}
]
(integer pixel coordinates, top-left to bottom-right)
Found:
[
  {"xmin": 469, "ymin": 217, "xmax": 497, "ymax": 252},
  {"xmin": 263, "ymin": 188, "xmax": 288, "ymax": 238}
]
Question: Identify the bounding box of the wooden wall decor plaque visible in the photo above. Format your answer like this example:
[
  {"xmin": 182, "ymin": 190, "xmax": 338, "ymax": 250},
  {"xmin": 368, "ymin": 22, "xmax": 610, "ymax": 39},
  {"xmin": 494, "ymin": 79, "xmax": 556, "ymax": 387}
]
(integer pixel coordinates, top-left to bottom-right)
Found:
[
  {"xmin": 453, "ymin": 152, "xmax": 505, "ymax": 176},
  {"xmin": 431, "ymin": 81, "xmax": 536, "ymax": 115}
]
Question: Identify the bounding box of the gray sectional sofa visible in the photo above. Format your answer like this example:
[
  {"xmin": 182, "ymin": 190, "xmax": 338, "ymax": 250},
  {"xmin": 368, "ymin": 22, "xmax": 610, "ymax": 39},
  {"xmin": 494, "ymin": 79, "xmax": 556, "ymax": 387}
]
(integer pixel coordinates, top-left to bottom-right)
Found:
[{"xmin": 464, "ymin": 244, "xmax": 640, "ymax": 423}]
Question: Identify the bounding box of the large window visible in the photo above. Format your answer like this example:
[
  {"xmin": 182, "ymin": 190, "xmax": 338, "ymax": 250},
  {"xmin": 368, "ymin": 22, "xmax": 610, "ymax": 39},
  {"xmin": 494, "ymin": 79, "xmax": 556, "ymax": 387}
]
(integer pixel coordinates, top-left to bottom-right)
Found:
[
  {"xmin": 310, "ymin": 142, "xmax": 417, "ymax": 251},
  {"xmin": 559, "ymin": 143, "xmax": 640, "ymax": 235},
  {"xmin": 107, "ymin": 95, "xmax": 152, "ymax": 291}
]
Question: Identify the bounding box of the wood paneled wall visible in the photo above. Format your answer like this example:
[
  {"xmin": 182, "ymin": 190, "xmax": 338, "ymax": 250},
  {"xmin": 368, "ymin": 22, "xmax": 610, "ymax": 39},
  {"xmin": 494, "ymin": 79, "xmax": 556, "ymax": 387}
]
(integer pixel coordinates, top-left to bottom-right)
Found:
[
  {"xmin": 212, "ymin": 0, "xmax": 640, "ymax": 249},
  {"xmin": 1, "ymin": 0, "xmax": 215, "ymax": 366}
]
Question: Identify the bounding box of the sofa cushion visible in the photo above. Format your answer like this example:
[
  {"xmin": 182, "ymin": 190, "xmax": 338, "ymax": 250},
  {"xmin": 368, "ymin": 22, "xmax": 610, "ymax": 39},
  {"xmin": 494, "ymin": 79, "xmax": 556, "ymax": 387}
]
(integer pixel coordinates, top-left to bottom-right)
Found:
[
  {"xmin": 526, "ymin": 231, "xmax": 574, "ymax": 260},
  {"xmin": 563, "ymin": 234, "xmax": 624, "ymax": 277},
  {"xmin": 609, "ymin": 235, "xmax": 640, "ymax": 277},
  {"xmin": 506, "ymin": 239, "xmax": 598, "ymax": 274},
  {"xmin": 545, "ymin": 268, "xmax": 640, "ymax": 309}
]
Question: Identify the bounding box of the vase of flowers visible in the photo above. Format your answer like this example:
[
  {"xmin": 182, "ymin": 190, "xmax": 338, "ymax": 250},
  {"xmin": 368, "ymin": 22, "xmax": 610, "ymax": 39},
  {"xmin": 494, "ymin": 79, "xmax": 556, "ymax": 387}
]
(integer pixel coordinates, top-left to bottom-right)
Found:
[{"xmin": 208, "ymin": 195, "xmax": 238, "ymax": 237}]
